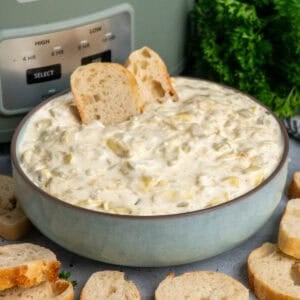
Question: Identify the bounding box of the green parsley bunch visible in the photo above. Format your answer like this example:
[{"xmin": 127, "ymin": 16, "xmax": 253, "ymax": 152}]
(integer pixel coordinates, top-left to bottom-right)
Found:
[{"xmin": 188, "ymin": 0, "xmax": 300, "ymax": 117}]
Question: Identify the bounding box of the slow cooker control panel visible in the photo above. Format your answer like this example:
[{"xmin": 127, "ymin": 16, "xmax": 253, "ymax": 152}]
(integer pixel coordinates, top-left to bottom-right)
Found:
[{"xmin": 0, "ymin": 8, "xmax": 131, "ymax": 115}]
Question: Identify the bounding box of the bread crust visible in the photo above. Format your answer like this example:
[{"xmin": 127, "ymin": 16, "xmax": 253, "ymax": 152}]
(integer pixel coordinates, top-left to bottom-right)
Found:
[
  {"xmin": 0, "ymin": 206, "xmax": 31, "ymax": 240},
  {"xmin": 0, "ymin": 175, "xmax": 31, "ymax": 240},
  {"xmin": 0, "ymin": 260, "xmax": 60, "ymax": 290},
  {"xmin": 0, "ymin": 243, "xmax": 60, "ymax": 291},
  {"xmin": 71, "ymin": 62, "xmax": 143, "ymax": 125},
  {"xmin": 248, "ymin": 242, "xmax": 300, "ymax": 300},
  {"xmin": 155, "ymin": 271, "xmax": 249, "ymax": 300},
  {"xmin": 80, "ymin": 271, "xmax": 140, "ymax": 300},
  {"xmin": 125, "ymin": 46, "xmax": 178, "ymax": 106},
  {"xmin": 0, "ymin": 279, "xmax": 74, "ymax": 300},
  {"xmin": 278, "ymin": 198, "xmax": 300, "ymax": 259},
  {"xmin": 71, "ymin": 48, "xmax": 178, "ymax": 125},
  {"xmin": 52, "ymin": 279, "xmax": 74, "ymax": 300},
  {"xmin": 288, "ymin": 172, "xmax": 300, "ymax": 199}
]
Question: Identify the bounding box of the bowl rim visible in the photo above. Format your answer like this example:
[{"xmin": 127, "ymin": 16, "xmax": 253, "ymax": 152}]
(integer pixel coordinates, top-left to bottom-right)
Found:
[{"xmin": 11, "ymin": 76, "xmax": 289, "ymax": 220}]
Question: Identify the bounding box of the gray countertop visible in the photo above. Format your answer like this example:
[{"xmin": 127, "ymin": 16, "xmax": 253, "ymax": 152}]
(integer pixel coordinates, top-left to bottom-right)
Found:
[{"xmin": 0, "ymin": 137, "xmax": 299, "ymax": 299}]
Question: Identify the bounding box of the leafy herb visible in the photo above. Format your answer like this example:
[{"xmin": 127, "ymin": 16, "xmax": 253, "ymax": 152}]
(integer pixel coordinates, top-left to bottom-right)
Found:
[
  {"xmin": 187, "ymin": 0, "xmax": 300, "ymax": 117},
  {"xmin": 58, "ymin": 270, "xmax": 77, "ymax": 287}
]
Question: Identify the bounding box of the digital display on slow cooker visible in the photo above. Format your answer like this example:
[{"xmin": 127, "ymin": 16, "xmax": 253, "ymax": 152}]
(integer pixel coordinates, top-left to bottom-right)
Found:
[{"xmin": 81, "ymin": 50, "xmax": 111, "ymax": 65}]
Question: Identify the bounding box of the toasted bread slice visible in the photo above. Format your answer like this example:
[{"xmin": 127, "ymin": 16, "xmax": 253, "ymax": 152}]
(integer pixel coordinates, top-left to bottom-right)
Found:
[
  {"xmin": 80, "ymin": 271, "xmax": 140, "ymax": 300},
  {"xmin": 0, "ymin": 174, "xmax": 16, "ymax": 210},
  {"xmin": 278, "ymin": 198, "xmax": 300, "ymax": 259},
  {"xmin": 0, "ymin": 174, "xmax": 31, "ymax": 240},
  {"xmin": 70, "ymin": 62, "xmax": 143, "ymax": 125},
  {"xmin": 125, "ymin": 47, "xmax": 178, "ymax": 106},
  {"xmin": 0, "ymin": 279, "xmax": 74, "ymax": 300},
  {"xmin": 288, "ymin": 172, "xmax": 300, "ymax": 199},
  {"xmin": 248, "ymin": 242, "xmax": 300, "ymax": 300},
  {"xmin": 155, "ymin": 271, "xmax": 249, "ymax": 300},
  {"xmin": 0, "ymin": 205, "xmax": 31, "ymax": 241},
  {"xmin": 0, "ymin": 243, "xmax": 60, "ymax": 290}
]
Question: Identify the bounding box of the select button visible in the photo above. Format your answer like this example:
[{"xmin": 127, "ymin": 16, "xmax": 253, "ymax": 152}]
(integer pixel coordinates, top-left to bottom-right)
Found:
[{"xmin": 26, "ymin": 64, "xmax": 61, "ymax": 84}]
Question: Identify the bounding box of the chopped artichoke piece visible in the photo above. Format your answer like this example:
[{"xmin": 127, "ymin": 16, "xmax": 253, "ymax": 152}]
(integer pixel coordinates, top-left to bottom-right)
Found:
[
  {"xmin": 233, "ymin": 128, "xmax": 241, "ymax": 138},
  {"xmin": 177, "ymin": 202, "xmax": 189, "ymax": 208},
  {"xmin": 207, "ymin": 193, "xmax": 229, "ymax": 207},
  {"xmin": 37, "ymin": 168, "xmax": 52, "ymax": 184},
  {"xmin": 40, "ymin": 130, "xmax": 51, "ymax": 142},
  {"xmin": 106, "ymin": 139, "xmax": 130, "ymax": 158},
  {"xmin": 141, "ymin": 176, "xmax": 153, "ymax": 188},
  {"xmin": 213, "ymin": 141, "xmax": 231, "ymax": 152},
  {"xmin": 224, "ymin": 192, "xmax": 229, "ymax": 201},
  {"xmin": 162, "ymin": 119, "xmax": 178, "ymax": 130},
  {"xmin": 253, "ymin": 172, "xmax": 265, "ymax": 187},
  {"xmin": 238, "ymin": 151, "xmax": 249, "ymax": 159},
  {"xmin": 102, "ymin": 201, "xmax": 111, "ymax": 211},
  {"xmin": 216, "ymin": 151, "xmax": 235, "ymax": 161},
  {"xmin": 35, "ymin": 118, "xmax": 52, "ymax": 130},
  {"xmin": 207, "ymin": 198, "xmax": 221, "ymax": 207},
  {"xmin": 243, "ymin": 164, "xmax": 261, "ymax": 173},
  {"xmin": 156, "ymin": 179, "xmax": 169, "ymax": 187},
  {"xmin": 76, "ymin": 200, "xmax": 89, "ymax": 207},
  {"xmin": 64, "ymin": 153, "xmax": 73, "ymax": 164},
  {"xmin": 223, "ymin": 176, "xmax": 239, "ymax": 187},
  {"xmin": 189, "ymin": 124, "xmax": 205, "ymax": 138},
  {"xmin": 113, "ymin": 206, "xmax": 132, "ymax": 215},
  {"xmin": 44, "ymin": 178, "xmax": 52, "ymax": 188},
  {"xmin": 214, "ymin": 127, "xmax": 220, "ymax": 135},
  {"xmin": 181, "ymin": 142, "xmax": 191, "ymax": 153},
  {"xmin": 60, "ymin": 131, "xmax": 72, "ymax": 144},
  {"xmin": 224, "ymin": 120, "xmax": 232, "ymax": 127},
  {"xmin": 174, "ymin": 113, "xmax": 193, "ymax": 122},
  {"xmin": 251, "ymin": 106, "xmax": 257, "ymax": 113},
  {"xmin": 183, "ymin": 192, "xmax": 193, "ymax": 200},
  {"xmin": 237, "ymin": 109, "xmax": 252, "ymax": 118},
  {"xmin": 49, "ymin": 108, "xmax": 56, "ymax": 117},
  {"xmin": 120, "ymin": 161, "xmax": 134, "ymax": 175},
  {"xmin": 161, "ymin": 190, "xmax": 178, "ymax": 202},
  {"xmin": 21, "ymin": 150, "xmax": 32, "ymax": 164}
]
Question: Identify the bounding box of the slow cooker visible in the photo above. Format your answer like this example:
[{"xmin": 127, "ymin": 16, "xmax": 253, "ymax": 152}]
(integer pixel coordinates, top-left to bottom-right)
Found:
[{"xmin": 0, "ymin": 0, "xmax": 193, "ymax": 142}]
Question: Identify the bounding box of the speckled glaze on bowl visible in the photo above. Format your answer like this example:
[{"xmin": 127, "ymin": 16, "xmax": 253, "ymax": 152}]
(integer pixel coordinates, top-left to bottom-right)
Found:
[{"xmin": 11, "ymin": 79, "xmax": 289, "ymax": 267}]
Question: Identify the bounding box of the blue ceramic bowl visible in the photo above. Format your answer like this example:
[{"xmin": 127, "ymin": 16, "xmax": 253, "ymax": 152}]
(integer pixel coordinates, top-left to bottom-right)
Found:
[{"xmin": 11, "ymin": 81, "xmax": 289, "ymax": 267}]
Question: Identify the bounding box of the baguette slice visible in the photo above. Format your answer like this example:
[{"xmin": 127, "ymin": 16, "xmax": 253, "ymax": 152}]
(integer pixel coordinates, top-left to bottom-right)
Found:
[
  {"xmin": 0, "ymin": 174, "xmax": 31, "ymax": 240},
  {"xmin": 155, "ymin": 271, "xmax": 249, "ymax": 300},
  {"xmin": 70, "ymin": 62, "xmax": 143, "ymax": 125},
  {"xmin": 125, "ymin": 47, "xmax": 178, "ymax": 106},
  {"xmin": 0, "ymin": 279, "xmax": 74, "ymax": 300},
  {"xmin": 288, "ymin": 172, "xmax": 300, "ymax": 199},
  {"xmin": 0, "ymin": 243, "xmax": 61, "ymax": 291},
  {"xmin": 248, "ymin": 242, "xmax": 300, "ymax": 300},
  {"xmin": 80, "ymin": 271, "xmax": 140, "ymax": 300},
  {"xmin": 278, "ymin": 198, "xmax": 300, "ymax": 259}
]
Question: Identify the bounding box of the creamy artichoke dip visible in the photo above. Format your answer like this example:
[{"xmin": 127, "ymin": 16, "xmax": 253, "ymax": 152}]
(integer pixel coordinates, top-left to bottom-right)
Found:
[{"xmin": 19, "ymin": 77, "xmax": 283, "ymax": 215}]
